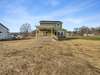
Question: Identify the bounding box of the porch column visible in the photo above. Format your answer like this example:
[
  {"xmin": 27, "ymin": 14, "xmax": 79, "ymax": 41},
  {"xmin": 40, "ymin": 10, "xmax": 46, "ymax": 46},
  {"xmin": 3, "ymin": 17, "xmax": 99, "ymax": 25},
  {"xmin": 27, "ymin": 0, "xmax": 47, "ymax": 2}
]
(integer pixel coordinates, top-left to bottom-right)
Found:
[
  {"xmin": 51, "ymin": 28, "xmax": 53, "ymax": 38},
  {"xmin": 39, "ymin": 30, "xmax": 41, "ymax": 37},
  {"xmin": 36, "ymin": 28, "xmax": 38, "ymax": 40}
]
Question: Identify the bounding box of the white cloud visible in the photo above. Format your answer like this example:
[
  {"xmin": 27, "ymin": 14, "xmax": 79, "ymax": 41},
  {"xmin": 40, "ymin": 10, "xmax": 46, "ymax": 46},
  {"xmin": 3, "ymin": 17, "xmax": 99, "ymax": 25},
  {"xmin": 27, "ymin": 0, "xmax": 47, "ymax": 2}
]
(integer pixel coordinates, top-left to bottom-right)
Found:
[
  {"xmin": 63, "ymin": 18, "xmax": 82, "ymax": 24},
  {"xmin": 47, "ymin": 0, "xmax": 60, "ymax": 6}
]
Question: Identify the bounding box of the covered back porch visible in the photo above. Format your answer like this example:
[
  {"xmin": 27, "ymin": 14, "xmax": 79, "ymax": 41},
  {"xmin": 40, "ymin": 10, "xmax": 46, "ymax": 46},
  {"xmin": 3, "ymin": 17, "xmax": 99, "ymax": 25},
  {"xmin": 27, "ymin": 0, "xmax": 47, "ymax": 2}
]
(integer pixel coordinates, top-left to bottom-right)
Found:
[{"xmin": 36, "ymin": 25, "xmax": 65, "ymax": 40}]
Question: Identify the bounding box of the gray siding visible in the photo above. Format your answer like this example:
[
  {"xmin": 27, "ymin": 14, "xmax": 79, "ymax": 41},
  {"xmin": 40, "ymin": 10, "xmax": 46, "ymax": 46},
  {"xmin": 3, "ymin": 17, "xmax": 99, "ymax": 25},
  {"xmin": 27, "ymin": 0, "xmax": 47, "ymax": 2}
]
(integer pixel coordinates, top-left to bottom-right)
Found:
[
  {"xmin": 0, "ymin": 33, "xmax": 9, "ymax": 40},
  {"xmin": 0, "ymin": 25, "xmax": 9, "ymax": 33},
  {"xmin": 0, "ymin": 24, "xmax": 9, "ymax": 40},
  {"xmin": 40, "ymin": 22, "xmax": 62, "ymax": 29}
]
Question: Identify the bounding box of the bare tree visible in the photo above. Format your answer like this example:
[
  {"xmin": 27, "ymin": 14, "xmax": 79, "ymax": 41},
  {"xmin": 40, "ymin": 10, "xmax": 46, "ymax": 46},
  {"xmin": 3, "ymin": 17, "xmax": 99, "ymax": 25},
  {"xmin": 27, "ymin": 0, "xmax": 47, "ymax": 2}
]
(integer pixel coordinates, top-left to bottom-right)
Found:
[
  {"xmin": 73, "ymin": 28, "xmax": 79, "ymax": 35},
  {"xmin": 90, "ymin": 27, "xmax": 96, "ymax": 34},
  {"xmin": 73, "ymin": 26, "xmax": 100, "ymax": 36},
  {"xmin": 79, "ymin": 26, "xmax": 89, "ymax": 36},
  {"xmin": 20, "ymin": 23, "xmax": 31, "ymax": 37},
  {"xmin": 96, "ymin": 27, "xmax": 100, "ymax": 32},
  {"xmin": 20, "ymin": 23, "xmax": 31, "ymax": 33}
]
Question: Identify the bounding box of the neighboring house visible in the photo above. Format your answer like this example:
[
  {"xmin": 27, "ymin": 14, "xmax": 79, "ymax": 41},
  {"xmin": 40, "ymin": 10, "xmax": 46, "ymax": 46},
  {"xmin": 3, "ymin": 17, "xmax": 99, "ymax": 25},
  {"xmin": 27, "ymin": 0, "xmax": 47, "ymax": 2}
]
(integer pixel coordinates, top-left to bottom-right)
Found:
[
  {"xmin": 0, "ymin": 23, "xmax": 9, "ymax": 33},
  {"xmin": 83, "ymin": 33, "xmax": 95, "ymax": 37},
  {"xmin": 66, "ymin": 31, "xmax": 73, "ymax": 37},
  {"xmin": 0, "ymin": 23, "xmax": 9, "ymax": 40},
  {"xmin": 36, "ymin": 21, "xmax": 66, "ymax": 39}
]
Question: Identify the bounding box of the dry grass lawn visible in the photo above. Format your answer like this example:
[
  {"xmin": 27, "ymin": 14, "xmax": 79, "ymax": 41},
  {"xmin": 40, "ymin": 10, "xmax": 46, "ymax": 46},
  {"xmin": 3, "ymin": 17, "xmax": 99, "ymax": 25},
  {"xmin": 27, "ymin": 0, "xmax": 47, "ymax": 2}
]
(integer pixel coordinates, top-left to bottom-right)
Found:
[{"xmin": 0, "ymin": 38, "xmax": 100, "ymax": 75}]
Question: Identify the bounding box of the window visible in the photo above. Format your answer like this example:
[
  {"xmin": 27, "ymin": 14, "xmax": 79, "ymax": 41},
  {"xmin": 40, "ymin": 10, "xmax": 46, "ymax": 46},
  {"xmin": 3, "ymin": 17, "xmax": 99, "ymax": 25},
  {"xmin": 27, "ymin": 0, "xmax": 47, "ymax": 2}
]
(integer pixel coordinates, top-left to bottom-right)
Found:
[
  {"xmin": 58, "ymin": 32, "xmax": 60, "ymax": 36},
  {"xmin": 57, "ymin": 24, "xmax": 61, "ymax": 28},
  {"xmin": 61, "ymin": 32, "xmax": 64, "ymax": 36},
  {"xmin": 58, "ymin": 31, "xmax": 64, "ymax": 37}
]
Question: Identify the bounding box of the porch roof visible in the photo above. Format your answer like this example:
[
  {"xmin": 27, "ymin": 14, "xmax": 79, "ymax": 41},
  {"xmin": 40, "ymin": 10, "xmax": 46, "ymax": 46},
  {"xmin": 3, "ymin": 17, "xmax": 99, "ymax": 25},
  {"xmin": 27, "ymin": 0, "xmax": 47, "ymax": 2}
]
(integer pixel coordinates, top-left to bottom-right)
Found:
[{"xmin": 36, "ymin": 25, "xmax": 57, "ymax": 30}]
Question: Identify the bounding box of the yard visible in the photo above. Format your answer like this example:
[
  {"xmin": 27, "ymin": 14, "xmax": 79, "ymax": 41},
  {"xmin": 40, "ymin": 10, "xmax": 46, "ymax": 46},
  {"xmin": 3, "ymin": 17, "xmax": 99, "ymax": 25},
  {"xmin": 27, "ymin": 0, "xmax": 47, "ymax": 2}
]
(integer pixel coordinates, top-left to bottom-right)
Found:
[{"xmin": 0, "ymin": 38, "xmax": 100, "ymax": 75}]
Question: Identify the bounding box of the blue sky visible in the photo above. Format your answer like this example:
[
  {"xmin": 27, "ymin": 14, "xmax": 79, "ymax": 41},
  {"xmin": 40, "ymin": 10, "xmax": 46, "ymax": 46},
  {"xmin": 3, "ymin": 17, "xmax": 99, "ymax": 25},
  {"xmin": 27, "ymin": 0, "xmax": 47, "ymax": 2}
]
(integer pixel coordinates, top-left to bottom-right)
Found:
[{"xmin": 0, "ymin": 0, "xmax": 100, "ymax": 32}]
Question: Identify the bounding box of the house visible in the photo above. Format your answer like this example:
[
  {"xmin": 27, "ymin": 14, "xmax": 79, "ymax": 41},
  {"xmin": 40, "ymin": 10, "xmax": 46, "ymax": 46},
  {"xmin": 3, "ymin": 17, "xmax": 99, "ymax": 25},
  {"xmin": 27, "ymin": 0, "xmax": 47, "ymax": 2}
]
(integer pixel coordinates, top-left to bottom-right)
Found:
[
  {"xmin": 0, "ymin": 23, "xmax": 9, "ymax": 40},
  {"xmin": 36, "ymin": 21, "xmax": 66, "ymax": 39},
  {"xmin": 0, "ymin": 23, "xmax": 9, "ymax": 33}
]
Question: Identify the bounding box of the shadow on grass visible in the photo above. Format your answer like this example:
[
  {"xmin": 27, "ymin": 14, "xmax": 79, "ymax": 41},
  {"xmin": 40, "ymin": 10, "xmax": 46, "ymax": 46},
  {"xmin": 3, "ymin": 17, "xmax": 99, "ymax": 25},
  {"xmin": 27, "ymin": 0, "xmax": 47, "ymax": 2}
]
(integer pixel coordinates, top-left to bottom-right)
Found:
[
  {"xmin": 58, "ymin": 36, "xmax": 100, "ymax": 41},
  {"xmin": 0, "ymin": 38, "xmax": 32, "ymax": 42},
  {"xmin": 58, "ymin": 37, "xmax": 79, "ymax": 41}
]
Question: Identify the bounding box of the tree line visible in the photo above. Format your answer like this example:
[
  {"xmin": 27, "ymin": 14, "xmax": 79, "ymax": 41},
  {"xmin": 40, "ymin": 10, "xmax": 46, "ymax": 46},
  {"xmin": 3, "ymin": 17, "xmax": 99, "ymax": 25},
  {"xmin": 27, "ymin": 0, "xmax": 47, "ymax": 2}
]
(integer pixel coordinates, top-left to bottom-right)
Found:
[
  {"xmin": 20, "ymin": 23, "xmax": 100, "ymax": 37},
  {"xmin": 73, "ymin": 26, "xmax": 100, "ymax": 36}
]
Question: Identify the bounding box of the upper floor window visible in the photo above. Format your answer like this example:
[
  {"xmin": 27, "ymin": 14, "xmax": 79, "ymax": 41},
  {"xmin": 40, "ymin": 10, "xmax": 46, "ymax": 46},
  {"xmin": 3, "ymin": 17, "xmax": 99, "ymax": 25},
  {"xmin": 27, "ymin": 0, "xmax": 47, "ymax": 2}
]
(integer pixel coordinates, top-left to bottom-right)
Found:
[{"xmin": 56, "ymin": 24, "xmax": 59, "ymax": 27}]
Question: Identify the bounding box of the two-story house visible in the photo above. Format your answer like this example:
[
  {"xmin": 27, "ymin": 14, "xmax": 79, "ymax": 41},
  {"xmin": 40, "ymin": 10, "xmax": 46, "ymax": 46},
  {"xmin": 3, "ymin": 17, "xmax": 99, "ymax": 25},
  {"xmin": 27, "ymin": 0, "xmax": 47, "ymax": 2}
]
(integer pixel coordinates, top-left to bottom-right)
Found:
[{"xmin": 36, "ymin": 21, "xmax": 66, "ymax": 39}]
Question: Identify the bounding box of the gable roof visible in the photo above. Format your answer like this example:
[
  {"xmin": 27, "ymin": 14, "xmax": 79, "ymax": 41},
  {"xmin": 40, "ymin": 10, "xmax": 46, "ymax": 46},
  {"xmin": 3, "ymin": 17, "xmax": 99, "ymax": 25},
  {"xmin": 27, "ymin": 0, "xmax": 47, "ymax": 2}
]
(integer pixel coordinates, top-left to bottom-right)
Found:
[{"xmin": 0, "ymin": 23, "xmax": 9, "ymax": 30}]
